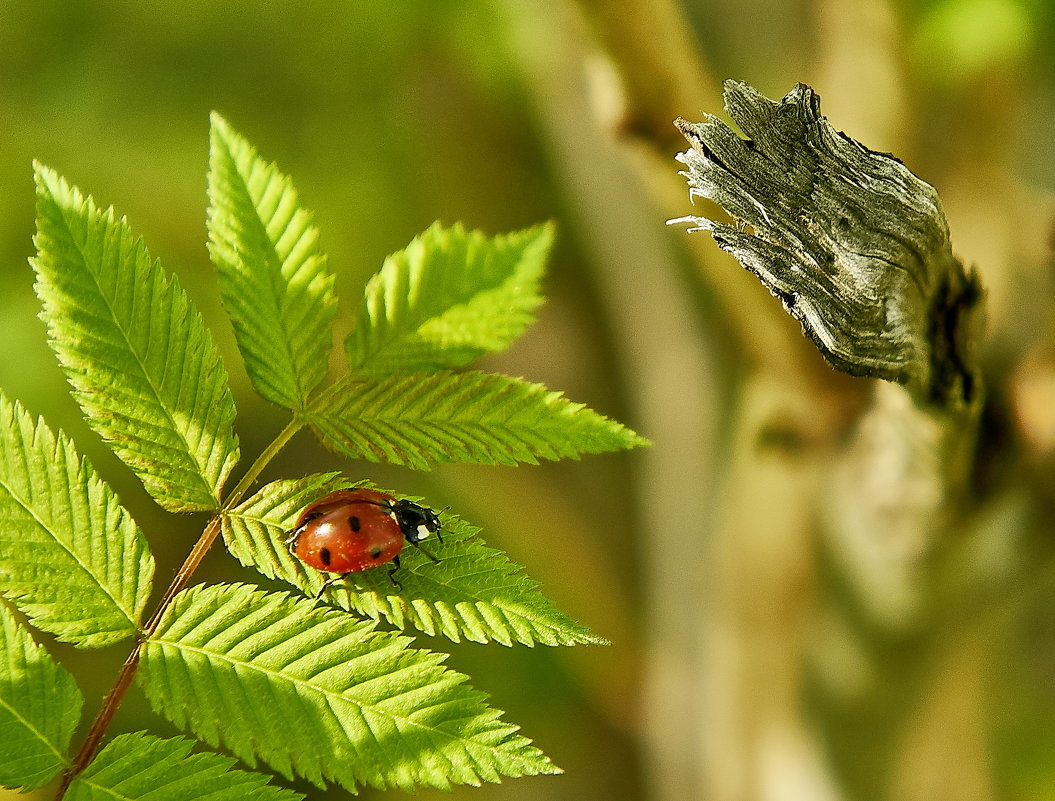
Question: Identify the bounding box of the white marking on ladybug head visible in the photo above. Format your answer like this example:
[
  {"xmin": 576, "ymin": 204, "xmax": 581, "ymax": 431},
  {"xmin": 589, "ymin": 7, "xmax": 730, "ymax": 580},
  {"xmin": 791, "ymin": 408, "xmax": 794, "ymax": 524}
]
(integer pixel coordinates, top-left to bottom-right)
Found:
[{"xmin": 416, "ymin": 524, "xmax": 431, "ymax": 540}]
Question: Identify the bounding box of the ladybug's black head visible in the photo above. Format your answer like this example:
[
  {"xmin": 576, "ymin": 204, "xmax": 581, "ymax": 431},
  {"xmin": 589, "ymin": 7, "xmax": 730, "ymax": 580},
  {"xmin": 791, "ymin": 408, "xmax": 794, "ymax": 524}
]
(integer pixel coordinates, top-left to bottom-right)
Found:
[{"xmin": 391, "ymin": 499, "xmax": 442, "ymax": 544}]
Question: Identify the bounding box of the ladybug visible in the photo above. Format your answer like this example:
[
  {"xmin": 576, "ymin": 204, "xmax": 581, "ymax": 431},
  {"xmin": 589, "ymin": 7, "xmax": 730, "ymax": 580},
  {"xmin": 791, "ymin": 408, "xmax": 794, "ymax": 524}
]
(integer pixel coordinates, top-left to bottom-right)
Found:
[{"xmin": 285, "ymin": 488, "xmax": 442, "ymax": 593}]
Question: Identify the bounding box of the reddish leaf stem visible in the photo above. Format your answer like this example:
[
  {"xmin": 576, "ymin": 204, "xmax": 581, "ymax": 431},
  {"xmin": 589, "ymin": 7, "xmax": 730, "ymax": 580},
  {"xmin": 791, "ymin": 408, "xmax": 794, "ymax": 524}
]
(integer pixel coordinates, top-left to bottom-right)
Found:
[{"xmin": 53, "ymin": 514, "xmax": 223, "ymax": 798}]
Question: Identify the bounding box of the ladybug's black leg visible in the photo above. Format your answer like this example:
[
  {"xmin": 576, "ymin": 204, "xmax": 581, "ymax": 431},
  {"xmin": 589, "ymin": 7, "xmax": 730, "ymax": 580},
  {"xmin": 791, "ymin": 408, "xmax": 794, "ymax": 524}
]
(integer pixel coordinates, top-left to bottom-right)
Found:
[
  {"xmin": 432, "ymin": 506, "xmax": 449, "ymax": 543},
  {"xmin": 285, "ymin": 510, "xmax": 324, "ymax": 553},
  {"xmin": 313, "ymin": 573, "xmax": 345, "ymax": 600},
  {"xmin": 283, "ymin": 525, "xmax": 301, "ymax": 552},
  {"xmin": 387, "ymin": 555, "xmax": 403, "ymax": 591},
  {"xmin": 410, "ymin": 541, "xmax": 440, "ymax": 564}
]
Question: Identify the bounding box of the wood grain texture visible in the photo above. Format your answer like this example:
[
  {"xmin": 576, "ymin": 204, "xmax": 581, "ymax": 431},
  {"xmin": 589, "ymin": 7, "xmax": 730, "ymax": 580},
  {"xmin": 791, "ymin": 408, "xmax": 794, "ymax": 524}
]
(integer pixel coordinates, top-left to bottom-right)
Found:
[{"xmin": 673, "ymin": 81, "xmax": 982, "ymax": 408}]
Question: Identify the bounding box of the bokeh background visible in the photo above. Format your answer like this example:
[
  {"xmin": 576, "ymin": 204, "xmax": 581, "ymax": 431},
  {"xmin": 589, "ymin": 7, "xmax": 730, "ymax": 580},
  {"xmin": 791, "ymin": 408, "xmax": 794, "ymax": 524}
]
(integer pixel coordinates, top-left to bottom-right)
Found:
[{"xmin": 2, "ymin": 1, "xmax": 1054, "ymax": 800}]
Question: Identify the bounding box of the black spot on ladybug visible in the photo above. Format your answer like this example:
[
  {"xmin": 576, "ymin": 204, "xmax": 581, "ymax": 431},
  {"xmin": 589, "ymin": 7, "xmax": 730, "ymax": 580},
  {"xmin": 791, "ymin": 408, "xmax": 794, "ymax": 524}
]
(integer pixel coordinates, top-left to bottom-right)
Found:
[
  {"xmin": 369, "ymin": 546, "xmax": 383, "ymax": 560},
  {"xmin": 319, "ymin": 547, "xmax": 332, "ymax": 567},
  {"xmin": 348, "ymin": 516, "xmax": 361, "ymax": 532}
]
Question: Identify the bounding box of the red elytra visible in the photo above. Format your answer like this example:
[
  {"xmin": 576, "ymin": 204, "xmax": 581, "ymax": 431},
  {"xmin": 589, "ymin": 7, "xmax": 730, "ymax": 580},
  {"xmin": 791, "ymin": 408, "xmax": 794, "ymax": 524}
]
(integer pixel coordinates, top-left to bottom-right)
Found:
[
  {"xmin": 286, "ymin": 488, "xmax": 405, "ymax": 574},
  {"xmin": 285, "ymin": 488, "xmax": 443, "ymax": 595}
]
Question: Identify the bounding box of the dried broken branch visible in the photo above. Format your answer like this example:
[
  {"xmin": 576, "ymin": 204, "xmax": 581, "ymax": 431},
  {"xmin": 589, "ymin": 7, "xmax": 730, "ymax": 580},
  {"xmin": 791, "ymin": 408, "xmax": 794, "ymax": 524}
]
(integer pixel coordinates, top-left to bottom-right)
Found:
[{"xmin": 672, "ymin": 81, "xmax": 983, "ymax": 410}]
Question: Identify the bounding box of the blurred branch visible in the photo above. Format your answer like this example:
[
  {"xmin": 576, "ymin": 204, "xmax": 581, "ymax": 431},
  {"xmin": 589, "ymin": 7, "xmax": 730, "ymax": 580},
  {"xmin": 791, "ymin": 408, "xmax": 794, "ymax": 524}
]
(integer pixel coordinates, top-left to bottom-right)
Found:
[
  {"xmin": 548, "ymin": 4, "xmax": 997, "ymax": 797},
  {"xmin": 572, "ymin": 0, "xmax": 829, "ymax": 387},
  {"xmin": 673, "ymin": 82, "xmax": 985, "ymax": 626},
  {"xmin": 574, "ymin": 0, "xmax": 716, "ymax": 150},
  {"xmin": 672, "ymin": 78, "xmax": 993, "ymax": 799}
]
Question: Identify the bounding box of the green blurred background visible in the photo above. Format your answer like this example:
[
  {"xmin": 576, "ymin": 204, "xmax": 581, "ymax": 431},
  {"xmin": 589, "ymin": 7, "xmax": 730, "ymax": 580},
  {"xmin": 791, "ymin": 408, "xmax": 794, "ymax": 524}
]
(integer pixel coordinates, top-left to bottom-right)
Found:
[{"xmin": 1, "ymin": 1, "xmax": 1054, "ymax": 799}]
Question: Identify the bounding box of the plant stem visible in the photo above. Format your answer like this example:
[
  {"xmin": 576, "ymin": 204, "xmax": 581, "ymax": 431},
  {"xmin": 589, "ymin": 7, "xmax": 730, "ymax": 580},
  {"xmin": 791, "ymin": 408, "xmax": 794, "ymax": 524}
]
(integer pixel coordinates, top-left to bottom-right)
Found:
[
  {"xmin": 52, "ymin": 418, "xmax": 305, "ymax": 799},
  {"xmin": 52, "ymin": 640, "xmax": 144, "ymax": 798},
  {"xmin": 223, "ymin": 417, "xmax": 305, "ymax": 509}
]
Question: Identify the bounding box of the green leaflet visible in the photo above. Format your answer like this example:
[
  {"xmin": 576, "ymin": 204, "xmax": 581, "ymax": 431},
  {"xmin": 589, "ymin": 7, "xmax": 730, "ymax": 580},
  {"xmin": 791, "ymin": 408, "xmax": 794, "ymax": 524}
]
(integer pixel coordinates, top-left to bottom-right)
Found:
[
  {"xmin": 139, "ymin": 583, "xmax": 559, "ymax": 792},
  {"xmin": 31, "ymin": 164, "xmax": 240, "ymax": 512},
  {"xmin": 346, "ymin": 222, "xmax": 552, "ymax": 377},
  {"xmin": 306, "ymin": 370, "xmax": 650, "ymax": 470},
  {"xmin": 68, "ymin": 732, "xmax": 303, "ymax": 801},
  {"xmin": 0, "ymin": 391, "xmax": 154, "ymax": 647},
  {"xmin": 208, "ymin": 113, "xmax": 337, "ymax": 410},
  {"xmin": 0, "ymin": 604, "xmax": 82, "ymax": 790},
  {"xmin": 222, "ymin": 476, "xmax": 607, "ymax": 646}
]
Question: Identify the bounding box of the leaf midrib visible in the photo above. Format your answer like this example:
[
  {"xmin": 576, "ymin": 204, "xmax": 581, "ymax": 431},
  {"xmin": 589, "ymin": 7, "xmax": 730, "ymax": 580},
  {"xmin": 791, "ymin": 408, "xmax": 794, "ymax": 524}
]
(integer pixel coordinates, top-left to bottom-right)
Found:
[
  {"xmin": 0, "ymin": 677, "xmax": 69, "ymax": 765},
  {"xmin": 0, "ymin": 477, "xmax": 137, "ymax": 630},
  {"xmin": 47, "ymin": 190, "xmax": 219, "ymax": 504},
  {"xmin": 213, "ymin": 130, "xmax": 318, "ymax": 405},
  {"xmin": 149, "ymin": 634, "xmax": 532, "ymax": 765}
]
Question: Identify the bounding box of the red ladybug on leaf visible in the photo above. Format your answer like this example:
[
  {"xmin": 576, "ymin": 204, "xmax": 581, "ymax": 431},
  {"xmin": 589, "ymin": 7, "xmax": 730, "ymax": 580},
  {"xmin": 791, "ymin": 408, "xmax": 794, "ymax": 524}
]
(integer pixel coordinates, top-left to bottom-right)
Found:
[{"xmin": 285, "ymin": 488, "xmax": 442, "ymax": 594}]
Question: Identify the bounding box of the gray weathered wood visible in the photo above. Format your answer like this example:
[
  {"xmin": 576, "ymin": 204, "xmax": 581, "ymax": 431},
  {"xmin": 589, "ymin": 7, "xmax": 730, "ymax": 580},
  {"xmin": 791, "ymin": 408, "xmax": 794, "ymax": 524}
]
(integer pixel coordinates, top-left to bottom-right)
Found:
[{"xmin": 672, "ymin": 81, "xmax": 982, "ymax": 409}]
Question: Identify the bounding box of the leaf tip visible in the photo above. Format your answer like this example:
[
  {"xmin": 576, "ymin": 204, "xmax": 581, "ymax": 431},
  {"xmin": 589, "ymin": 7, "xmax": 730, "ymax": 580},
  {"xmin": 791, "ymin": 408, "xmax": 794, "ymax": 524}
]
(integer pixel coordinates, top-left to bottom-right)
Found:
[
  {"xmin": 537, "ymin": 218, "xmax": 557, "ymax": 244},
  {"xmin": 31, "ymin": 161, "xmax": 63, "ymax": 197},
  {"xmin": 209, "ymin": 110, "xmax": 239, "ymax": 146},
  {"xmin": 625, "ymin": 429, "xmax": 652, "ymax": 450}
]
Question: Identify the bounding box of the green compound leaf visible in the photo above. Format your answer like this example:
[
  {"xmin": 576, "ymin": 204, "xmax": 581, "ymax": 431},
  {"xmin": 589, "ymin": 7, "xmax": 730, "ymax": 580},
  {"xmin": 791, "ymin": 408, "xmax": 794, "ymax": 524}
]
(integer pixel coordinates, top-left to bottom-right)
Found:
[
  {"xmin": 31, "ymin": 164, "xmax": 240, "ymax": 512},
  {"xmin": 347, "ymin": 222, "xmax": 552, "ymax": 377},
  {"xmin": 222, "ymin": 476, "xmax": 607, "ymax": 646},
  {"xmin": 0, "ymin": 603, "xmax": 82, "ymax": 790},
  {"xmin": 306, "ymin": 370, "xmax": 649, "ymax": 470},
  {"xmin": 68, "ymin": 732, "xmax": 304, "ymax": 801},
  {"xmin": 139, "ymin": 583, "xmax": 560, "ymax": 793},
  {"xmin": 208, "ymin": 113, "xmax": 337, "ymax": 410},
  {"xmin": 0, "ymin": 391, "xmax": 153, "ymax": 647}
]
